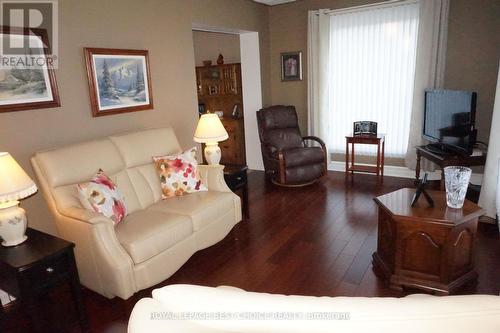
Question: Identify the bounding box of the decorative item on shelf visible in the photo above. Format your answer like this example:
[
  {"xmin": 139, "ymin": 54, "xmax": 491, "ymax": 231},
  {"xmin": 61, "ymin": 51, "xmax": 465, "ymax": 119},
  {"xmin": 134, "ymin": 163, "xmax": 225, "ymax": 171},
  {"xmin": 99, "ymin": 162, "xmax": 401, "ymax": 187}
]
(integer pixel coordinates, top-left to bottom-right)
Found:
[
  {"xmin": 0, "ymin": 26, "xmax": 60, "ymax": 113},
  {"xmin": 444, "ymin": 166, "xmax": 472, "ymax": 209},
  {"xmin": 232, "ymin": 104, "xmax": 241, "ymax": 119},
  {"xmin": 217, "ymin": 54, "xmax": 224, "ymax": 65},
  {"xmin": 214, "ymin": 111, "xmax": 224, "ymax": 118},
  {"xmin": 281, "ymin": 51, "xmax": 302, "ymax": 81},
  {"xmin": 353, "ymin": 121, "xmax": 378, "ymax": 136},
  {"xmin": 194, "ymin": 113, "xmax": 229, "ymax": 165},
  {"xmin": 203, "ymin": 60, "xmax": 212, "ymax": 66},
  {"xmin": 208, "ymin": 85, "xmax": 218, "ymax": 95},
  {"xmin": 0, "ymin": 153, "xmax": 38, "ymax": 246},
  {"xmin": 411, "ymin": 173, "xmax": 434, "ymax": 207},
  {"xmin": 84, "ymin": 48, "xmax": 154, "ymax": 117}
]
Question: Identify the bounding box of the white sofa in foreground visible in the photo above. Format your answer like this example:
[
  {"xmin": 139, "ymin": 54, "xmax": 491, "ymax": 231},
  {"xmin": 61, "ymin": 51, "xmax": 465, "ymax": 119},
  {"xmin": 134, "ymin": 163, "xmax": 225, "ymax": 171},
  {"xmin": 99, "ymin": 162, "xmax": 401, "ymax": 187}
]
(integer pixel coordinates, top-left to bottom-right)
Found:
[
  {"xmin": 31, "ymin": 128, "xmax": 241, "ymax": 299},
  {"xmin": 128, "ymin": 284, "xmax": 500, "ymax": 333}
]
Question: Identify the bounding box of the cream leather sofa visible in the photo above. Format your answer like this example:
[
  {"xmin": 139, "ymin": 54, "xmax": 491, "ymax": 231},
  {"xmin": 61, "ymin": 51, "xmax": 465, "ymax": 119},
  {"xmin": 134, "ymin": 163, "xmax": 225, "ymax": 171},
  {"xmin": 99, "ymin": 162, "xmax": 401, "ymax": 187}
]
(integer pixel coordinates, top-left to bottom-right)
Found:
[
  {"xmin": 31, "ymin": 128, "xmax": 241, "ymax": 300},
  {"xmin": 128, "ymin": 284, "xmax": 500, "ymax": 333}
]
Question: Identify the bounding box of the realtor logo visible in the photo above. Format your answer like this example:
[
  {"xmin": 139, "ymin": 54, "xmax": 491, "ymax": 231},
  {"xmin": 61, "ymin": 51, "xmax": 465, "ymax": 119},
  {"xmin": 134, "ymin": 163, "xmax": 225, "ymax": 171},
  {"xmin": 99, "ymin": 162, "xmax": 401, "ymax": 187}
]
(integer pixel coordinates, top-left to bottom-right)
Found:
[{"xmin": 0, "ymin": 0, "xmax": 58, "ymax": 67}]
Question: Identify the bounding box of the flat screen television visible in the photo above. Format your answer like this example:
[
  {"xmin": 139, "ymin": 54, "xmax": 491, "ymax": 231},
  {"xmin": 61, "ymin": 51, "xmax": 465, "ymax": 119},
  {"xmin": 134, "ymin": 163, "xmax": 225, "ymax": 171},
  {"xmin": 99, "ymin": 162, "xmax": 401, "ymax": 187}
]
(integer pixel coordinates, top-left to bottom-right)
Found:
[{"xmin": 423, "ymin": 89, "xmax": 477, "ymax": 155}]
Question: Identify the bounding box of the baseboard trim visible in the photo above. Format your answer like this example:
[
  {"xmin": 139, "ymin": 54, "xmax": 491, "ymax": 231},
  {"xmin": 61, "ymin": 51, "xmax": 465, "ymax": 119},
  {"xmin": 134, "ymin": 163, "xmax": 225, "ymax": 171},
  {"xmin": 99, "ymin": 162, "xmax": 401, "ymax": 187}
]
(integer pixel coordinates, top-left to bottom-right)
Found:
[{"xmin": 328, "ymin": 161, "xmax": 483, "ymax": 185}]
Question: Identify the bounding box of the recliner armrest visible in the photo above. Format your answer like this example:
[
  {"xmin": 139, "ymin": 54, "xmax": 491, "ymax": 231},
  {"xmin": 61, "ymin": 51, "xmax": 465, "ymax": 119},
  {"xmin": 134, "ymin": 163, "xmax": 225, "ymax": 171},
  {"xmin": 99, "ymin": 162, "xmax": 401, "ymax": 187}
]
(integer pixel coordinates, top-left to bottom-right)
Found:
[
  {"xmin": 303, "ymin": 136, "xmax": 326, "ymax": 150},
  {"xmin": 197, "ymin": 164, "xmax": 232, "ymax": 193},
  {"xmin": 303, "ymin": 135, "xmax": 328, "ymax": 166}
]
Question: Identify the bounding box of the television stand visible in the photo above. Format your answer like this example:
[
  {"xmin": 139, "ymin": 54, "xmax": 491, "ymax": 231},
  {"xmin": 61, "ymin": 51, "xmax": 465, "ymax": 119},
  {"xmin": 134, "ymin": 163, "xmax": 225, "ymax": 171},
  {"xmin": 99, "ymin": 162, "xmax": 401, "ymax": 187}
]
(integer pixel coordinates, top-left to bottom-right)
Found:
[
  {"xmin": 424, "ymin": 143, "xmax": 469, "ymax": 157},
  {"xmin": 415, "ymin": 146, "xmax": 486, "ymax": 191},
  {"xmin": 424, "ymin": 143, "xmax": 454, "ymax": 156}
]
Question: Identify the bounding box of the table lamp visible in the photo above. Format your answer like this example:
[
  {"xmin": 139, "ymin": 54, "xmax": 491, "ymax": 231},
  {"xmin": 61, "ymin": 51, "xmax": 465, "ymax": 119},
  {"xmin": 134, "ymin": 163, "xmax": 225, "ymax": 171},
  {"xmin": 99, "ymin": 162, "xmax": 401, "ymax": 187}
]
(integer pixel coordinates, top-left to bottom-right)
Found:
[
  {"xmin": 0, "ymin": 152, "xmax": 37, "ymax": 246},
  {"xmin": 194, "ymin": 113, "xmax": 229, "ymax": 165}
]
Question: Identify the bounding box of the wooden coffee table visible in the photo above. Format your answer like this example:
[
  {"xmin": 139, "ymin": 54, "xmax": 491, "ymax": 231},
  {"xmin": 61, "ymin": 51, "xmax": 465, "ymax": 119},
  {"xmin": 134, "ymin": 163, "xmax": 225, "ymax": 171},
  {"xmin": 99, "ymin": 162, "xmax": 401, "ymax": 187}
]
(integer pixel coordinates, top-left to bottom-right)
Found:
[{"xmin": 372, "ymin": 188, "xmax": 485, "ymax": 295}]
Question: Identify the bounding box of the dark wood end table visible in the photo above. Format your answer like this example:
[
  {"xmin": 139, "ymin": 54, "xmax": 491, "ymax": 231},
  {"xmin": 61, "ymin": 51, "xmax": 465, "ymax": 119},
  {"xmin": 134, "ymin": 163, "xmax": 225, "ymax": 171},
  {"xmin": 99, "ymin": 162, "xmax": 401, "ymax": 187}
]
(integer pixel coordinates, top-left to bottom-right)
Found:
[
  {"xmin": 0, "ymin": 228, "xmax": 89, "ymax": 332},
  {"xmin": 224, "ymin": 164, "xmax": 249, "ymax": 219},
  {"xmin": 372, "ymin": 188, "xmax": 485, "ymax": 295},
  {"xmin": 345, "ymin": 133, "xmax": 385, "ymax": 178},
  {"xmin": 415, "ymin": 146, "xmax": 486, "ymax": 190}
]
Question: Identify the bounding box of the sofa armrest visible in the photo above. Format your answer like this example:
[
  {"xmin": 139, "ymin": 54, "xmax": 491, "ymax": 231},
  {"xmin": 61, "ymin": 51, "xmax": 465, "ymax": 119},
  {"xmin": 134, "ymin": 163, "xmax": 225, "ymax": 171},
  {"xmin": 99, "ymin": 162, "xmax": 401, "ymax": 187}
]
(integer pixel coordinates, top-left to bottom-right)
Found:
[
  {"xmin": 56, "ymin": 211, "xmax": 136, "ymax": 299},
  {"xmin": 129, "ymin": 298, "xmax": 222, "ymax": 333},
  {"xmin": 59, "ymin": 206, "xmax": 114, "ymax": 225},
  {"xmin": 197, "ymin": 164, "xmax": 232, "ymax": 192}
]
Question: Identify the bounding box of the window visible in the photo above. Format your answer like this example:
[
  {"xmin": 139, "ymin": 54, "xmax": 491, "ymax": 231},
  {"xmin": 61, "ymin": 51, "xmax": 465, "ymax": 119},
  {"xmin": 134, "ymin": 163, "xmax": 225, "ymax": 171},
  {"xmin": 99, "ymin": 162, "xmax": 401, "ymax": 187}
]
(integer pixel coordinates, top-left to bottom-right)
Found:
[{"xmin": 326, "ymin": 2, "xmax": 419, "ymax": 158}]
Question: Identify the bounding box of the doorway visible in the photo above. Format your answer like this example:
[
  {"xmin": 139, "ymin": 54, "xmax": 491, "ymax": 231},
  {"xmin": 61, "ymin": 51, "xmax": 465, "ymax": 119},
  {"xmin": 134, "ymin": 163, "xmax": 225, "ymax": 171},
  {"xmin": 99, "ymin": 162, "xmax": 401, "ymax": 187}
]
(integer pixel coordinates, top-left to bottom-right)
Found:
[{"xmin": 192, "ymin": 24, "xmax": 264, "ymax": 171}]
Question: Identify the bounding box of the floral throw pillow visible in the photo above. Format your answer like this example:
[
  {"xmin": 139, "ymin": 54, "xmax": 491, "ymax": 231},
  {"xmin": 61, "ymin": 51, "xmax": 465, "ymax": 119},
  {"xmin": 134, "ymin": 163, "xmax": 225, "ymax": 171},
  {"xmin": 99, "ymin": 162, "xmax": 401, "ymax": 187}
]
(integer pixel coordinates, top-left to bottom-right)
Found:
[
  {"xmin": 77, "ymin": 169, "xmax": 127, "ymax": 225},
  {"xmin": 153, "ymin": 147, "xmax": 207, "ymax": 199}
]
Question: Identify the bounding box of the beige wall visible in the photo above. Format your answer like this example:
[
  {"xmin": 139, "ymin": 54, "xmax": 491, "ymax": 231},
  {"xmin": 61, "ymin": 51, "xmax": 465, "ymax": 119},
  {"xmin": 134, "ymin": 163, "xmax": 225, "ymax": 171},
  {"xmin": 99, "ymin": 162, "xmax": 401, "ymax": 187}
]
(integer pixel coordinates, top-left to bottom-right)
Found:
[
  {"xmin": 193, "ymin": 31, "xmax": 241, "ymax": 66},
  {"xmin": 444, "ymin": 0, "xmax": 500, "ymax": 144},
  {"xmin": 269, "ymin": 0, "xmax": 500, "ymax": 163},
  {"xmin": 0, "ymin": 0, "xmax": 270, "ymax": 235}
]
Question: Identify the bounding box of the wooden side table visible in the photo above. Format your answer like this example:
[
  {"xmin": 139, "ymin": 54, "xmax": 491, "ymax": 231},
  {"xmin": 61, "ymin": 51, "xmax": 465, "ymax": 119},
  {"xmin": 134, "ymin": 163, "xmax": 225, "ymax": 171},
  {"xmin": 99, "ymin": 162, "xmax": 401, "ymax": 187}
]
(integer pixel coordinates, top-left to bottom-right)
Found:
[
  {"xmin": 224, "ymin": 164, "xmax": 249, "ymax": 219},
  {"xmin": 0, "ymin": 228, "xmax": 89, "ymax": 332},
  {"xmin": 345, "ymin": 133, "xmax": 385, "ymax": 178},
  {"xmin": 415, "ymin": 146, "xmax": 486, "ymax": 190},
  {"xmin": 372, "ymin": 188, "xmax": 485, "ymax": 295}
]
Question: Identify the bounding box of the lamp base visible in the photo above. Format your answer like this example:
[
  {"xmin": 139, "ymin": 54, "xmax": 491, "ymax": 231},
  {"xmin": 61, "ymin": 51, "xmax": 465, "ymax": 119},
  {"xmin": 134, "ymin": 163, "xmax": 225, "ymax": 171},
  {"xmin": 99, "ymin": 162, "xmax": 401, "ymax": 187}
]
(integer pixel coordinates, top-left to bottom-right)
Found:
[
  {"xmin": 0, "ymin": 201, "xmax": 28, "ymax": 247},
  {"xmin": 204, "ymin": 142, "xmax": 222, "ymax": 165}
]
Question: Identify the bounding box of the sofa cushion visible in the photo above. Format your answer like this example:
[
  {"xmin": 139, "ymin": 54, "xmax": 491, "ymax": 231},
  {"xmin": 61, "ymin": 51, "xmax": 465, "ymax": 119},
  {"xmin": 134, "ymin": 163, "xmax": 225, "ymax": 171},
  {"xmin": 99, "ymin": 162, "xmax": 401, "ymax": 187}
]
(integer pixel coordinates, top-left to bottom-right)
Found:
[
  {"xmin": 112, "ymin": 170, "xmax": 143, "ymax": 214},
  {"xmin": 147, "ymin": 192, "xmax": 235, "ymax": 231},
  {"xmin": 109, "ymin": 128, "xmax": 182, "ymax": 168},
  {"xmin": 282, "ymin": 147, "xmax": 324, "ymax": 168},
  {"xmin": 147, "ymin": 285, "xmax": 500, "ymax": 333},
  {"xmin": 125, "ymin": 164, "xmax": 163, "ymax": 210},
  {"xmin": 116, "ymin": 210, "xmax": 193, "ymax": 264},
  {"xmin": 153, "ymin": 147, "xmax": 207, "ymax": 199},
  {"xmin": 77, "ymin": 169, "xmax": 128, "ymax": 225},
  {"xmin": 35, "ymin": 139, "xmax": 124, "ymax": 187}
]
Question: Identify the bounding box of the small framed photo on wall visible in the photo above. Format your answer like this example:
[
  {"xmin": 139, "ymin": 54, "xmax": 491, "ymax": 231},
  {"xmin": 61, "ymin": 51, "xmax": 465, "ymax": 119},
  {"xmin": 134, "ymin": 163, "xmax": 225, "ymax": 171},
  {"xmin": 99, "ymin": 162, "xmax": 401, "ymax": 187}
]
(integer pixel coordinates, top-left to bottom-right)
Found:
[{"xmin": 281, "ymin": 51, "xmax": 302, "ymax": 81}]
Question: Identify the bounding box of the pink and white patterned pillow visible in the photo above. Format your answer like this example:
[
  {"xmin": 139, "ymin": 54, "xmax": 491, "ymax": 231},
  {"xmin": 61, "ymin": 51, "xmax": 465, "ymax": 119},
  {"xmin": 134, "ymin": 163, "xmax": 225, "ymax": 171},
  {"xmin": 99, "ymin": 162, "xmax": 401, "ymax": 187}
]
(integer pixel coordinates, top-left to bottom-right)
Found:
[
  {"xmin": 153, "ymin": 147, "xmax": 207, "ymax": 199},
  {"xmin": 77, "ymin": 169, "xmax": 127, "ymax": 225}
]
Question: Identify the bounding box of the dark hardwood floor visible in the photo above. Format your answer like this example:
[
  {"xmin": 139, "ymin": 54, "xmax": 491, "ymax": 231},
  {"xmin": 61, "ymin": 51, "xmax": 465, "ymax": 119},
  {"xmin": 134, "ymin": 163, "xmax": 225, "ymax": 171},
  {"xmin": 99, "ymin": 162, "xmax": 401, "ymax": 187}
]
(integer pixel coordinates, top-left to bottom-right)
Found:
[{"xmin": 4, "ymin": 171, "xmax": 500, "ymax": 332}]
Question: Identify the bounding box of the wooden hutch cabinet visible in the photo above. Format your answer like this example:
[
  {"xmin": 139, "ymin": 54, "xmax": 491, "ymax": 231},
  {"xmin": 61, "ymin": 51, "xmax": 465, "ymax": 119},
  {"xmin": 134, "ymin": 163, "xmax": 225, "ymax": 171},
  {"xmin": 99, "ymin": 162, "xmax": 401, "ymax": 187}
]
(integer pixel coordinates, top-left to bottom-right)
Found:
[{"xmin": 196, "ymin": 63, "xmax": 246, "ymax": 165}]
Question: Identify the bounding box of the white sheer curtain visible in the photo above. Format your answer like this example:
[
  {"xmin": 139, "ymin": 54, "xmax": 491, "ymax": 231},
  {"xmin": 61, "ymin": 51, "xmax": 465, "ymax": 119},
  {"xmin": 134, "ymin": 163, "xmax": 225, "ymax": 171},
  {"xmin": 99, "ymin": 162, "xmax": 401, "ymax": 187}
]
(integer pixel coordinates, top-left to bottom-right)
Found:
[
  {"xmin": 326, "ymin": 1, "xmax": 420, "ymax": 158},
  {"xmin": 478, "ymin": 64, "xmax": 500, "ymax": 220},
  {"xmin": 308, "ymin": 0, "xmax": 449, "ymax": 164},
  {"xmin": 404, "ymin": 0, "xmax": 449, "ymax": 169},
  {"xmin": 307, "ymin": 9, "xmax": 331, "ymax": 154}
]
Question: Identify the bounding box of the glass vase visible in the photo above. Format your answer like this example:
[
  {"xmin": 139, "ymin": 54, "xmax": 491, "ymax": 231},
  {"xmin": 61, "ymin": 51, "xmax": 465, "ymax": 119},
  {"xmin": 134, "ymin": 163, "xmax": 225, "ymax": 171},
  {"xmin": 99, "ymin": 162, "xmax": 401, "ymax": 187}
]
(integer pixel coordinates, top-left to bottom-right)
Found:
[{"xmin": 444, "ymin": 166, "xmax": 471, "ymax": 209}]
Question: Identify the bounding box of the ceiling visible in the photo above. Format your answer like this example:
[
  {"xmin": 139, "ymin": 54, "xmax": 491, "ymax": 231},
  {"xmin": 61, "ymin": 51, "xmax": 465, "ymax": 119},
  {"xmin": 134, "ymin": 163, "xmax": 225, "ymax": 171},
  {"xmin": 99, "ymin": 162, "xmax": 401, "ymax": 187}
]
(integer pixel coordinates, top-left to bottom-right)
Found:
[{"xmin": 253, "ymin": 0, "xmax": 296, "ymax": 6}]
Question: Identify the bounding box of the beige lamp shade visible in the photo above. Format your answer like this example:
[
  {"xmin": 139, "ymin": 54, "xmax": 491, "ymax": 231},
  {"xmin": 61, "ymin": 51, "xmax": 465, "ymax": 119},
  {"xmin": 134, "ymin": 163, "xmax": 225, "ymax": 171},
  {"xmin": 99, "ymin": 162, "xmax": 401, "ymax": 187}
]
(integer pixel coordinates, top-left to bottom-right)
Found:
[
  {"xmin": 193, "ymin": 113, "xmax": 229, "ymax": 144},
  {"xmin": 0, "ymin": 152, "xmax": 37, "ymax": 203}
]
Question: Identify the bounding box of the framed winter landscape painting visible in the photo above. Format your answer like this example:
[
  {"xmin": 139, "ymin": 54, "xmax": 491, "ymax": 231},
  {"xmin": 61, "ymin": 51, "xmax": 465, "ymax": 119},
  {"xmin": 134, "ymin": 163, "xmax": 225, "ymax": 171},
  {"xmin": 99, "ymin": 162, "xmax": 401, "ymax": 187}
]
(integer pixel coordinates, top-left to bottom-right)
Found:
[
  {"xmin": 84, "ymin": 48, "xmax": 153, "ymax": 117},
  {"xmin": 0, "ymin": 26, "xmax": 60, "ymax": 113}
]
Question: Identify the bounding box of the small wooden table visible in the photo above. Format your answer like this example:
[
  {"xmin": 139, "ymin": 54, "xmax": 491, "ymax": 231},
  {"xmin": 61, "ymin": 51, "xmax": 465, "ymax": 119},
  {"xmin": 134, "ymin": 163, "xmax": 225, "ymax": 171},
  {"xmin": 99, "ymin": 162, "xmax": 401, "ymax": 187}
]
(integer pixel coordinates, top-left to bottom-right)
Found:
[
  {"xmin": 345, "ymin": 133, "xmax": 385, "ymax": 178},
  {"xmin": 372, "ymin": 188, "xmax": 485, "ymax": 295},
  {"xmin": 0, "ymin": 228, "xmax": 89, "ymax": 332},
  {"xmin": 415, "ymin": 146, "xmax": 486, "ymax": 190},
  {"xmin": 224, "ymin": 164, "xmax": 249, "ymax": 219}
]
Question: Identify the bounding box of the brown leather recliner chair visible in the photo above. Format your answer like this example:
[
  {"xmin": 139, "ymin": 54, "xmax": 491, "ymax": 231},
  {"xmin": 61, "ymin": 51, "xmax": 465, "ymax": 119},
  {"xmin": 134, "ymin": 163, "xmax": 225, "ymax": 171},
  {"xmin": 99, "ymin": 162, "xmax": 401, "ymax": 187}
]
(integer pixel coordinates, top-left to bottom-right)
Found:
[{"xmin": 257, "ymin": 105, "xmax": 327, "ymax": 186}]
